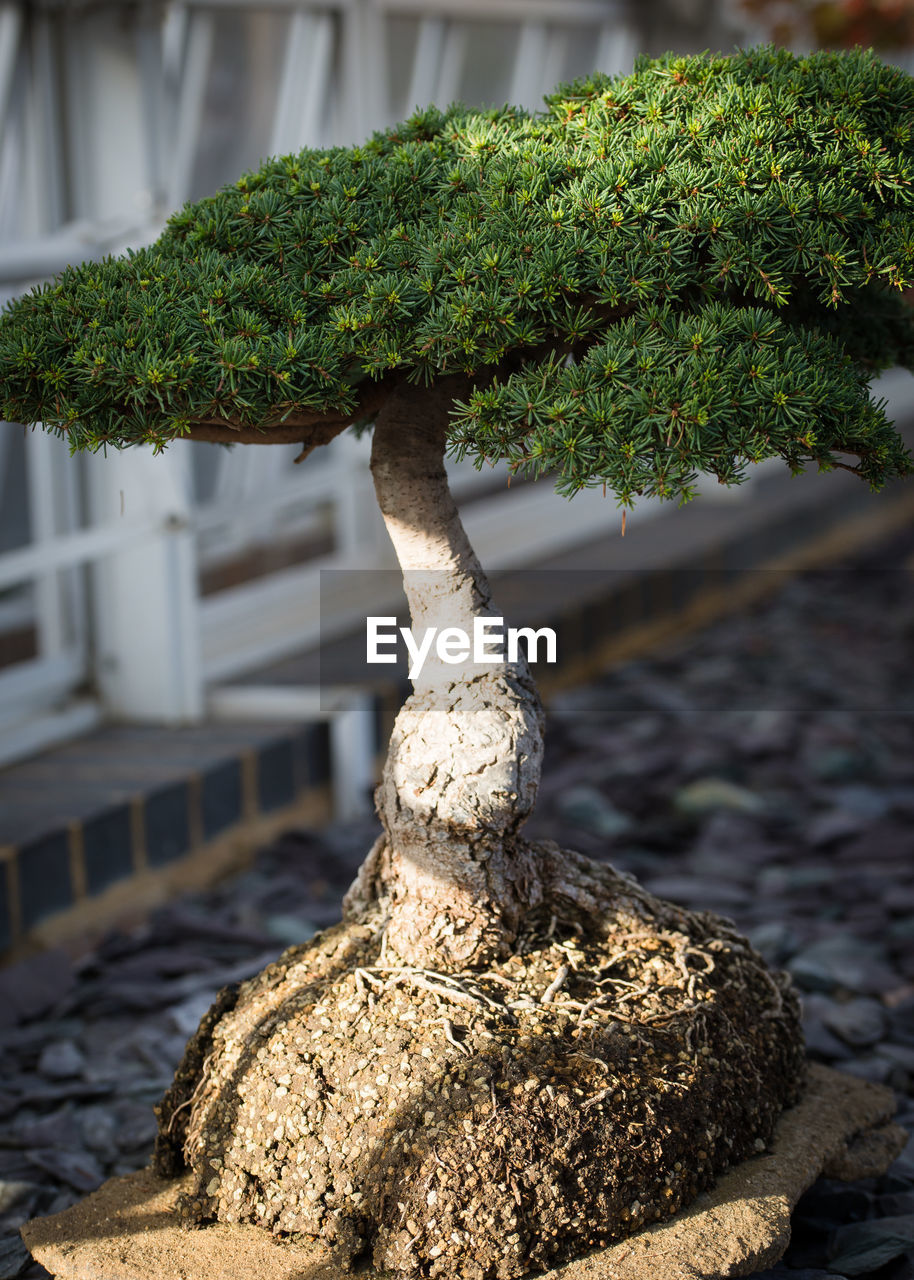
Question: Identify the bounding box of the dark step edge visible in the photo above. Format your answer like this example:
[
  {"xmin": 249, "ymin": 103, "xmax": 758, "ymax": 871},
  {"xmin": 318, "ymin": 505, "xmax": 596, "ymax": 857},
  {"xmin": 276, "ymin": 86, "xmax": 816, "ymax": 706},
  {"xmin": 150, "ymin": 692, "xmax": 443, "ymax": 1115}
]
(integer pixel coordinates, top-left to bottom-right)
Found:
[{"xmin": 0, "ymin": 721, "xmax": 337, "ymax": 961}]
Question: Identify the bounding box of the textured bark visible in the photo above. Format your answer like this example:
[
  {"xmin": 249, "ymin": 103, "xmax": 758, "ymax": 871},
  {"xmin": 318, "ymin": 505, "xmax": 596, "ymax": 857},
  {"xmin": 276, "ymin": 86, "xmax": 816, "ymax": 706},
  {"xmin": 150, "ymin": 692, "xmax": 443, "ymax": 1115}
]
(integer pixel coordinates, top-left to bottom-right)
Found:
[{"xmin": 343, "ymin": 378, "xmax": 546, "ymax": 969}]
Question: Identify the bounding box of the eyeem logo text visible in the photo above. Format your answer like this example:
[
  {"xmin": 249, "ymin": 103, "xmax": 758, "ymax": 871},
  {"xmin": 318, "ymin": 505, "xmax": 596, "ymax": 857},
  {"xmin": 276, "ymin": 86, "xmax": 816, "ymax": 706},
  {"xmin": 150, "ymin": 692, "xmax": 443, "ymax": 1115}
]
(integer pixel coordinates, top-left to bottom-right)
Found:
[{"xmin": 366, "ymin": 617, "xmax": 557, "ymax": 681}]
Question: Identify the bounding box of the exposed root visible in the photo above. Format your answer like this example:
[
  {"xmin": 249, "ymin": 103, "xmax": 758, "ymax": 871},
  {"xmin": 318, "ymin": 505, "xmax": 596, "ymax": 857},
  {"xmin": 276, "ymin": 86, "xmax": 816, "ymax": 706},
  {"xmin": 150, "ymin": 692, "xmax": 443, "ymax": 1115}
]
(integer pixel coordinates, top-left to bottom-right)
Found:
[{"xmin": 154, "ymin": 847, "xmax": 805, "ymax": 1280}]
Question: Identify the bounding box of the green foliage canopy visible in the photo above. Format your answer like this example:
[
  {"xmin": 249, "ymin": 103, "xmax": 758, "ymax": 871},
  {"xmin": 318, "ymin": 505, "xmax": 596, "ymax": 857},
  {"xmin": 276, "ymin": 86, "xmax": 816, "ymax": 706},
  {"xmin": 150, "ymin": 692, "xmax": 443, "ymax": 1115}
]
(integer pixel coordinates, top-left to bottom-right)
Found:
[{"xmin": 2, "ymin": 45, "xmax": 914, "ymax": 502}]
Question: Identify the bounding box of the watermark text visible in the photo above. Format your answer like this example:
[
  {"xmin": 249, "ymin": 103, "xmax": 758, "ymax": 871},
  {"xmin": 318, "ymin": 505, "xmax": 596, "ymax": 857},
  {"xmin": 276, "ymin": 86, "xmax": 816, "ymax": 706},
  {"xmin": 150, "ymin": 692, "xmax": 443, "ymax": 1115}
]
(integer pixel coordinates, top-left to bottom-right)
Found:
[{"xmin": 366, "ymin": 616, "xmax": 557, "ymax": 680}]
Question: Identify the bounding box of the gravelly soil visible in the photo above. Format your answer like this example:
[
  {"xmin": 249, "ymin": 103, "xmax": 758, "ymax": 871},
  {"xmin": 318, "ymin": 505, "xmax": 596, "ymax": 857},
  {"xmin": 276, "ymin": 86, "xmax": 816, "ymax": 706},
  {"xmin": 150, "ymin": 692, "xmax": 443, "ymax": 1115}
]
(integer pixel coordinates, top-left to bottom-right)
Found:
[
  {"xmin": 1, "ymin": 532, "xmax": 913, "ymax": 1280},
  {"xmin": 154, "ymin": 863, "xmax": 803, "ymax": 1278}
]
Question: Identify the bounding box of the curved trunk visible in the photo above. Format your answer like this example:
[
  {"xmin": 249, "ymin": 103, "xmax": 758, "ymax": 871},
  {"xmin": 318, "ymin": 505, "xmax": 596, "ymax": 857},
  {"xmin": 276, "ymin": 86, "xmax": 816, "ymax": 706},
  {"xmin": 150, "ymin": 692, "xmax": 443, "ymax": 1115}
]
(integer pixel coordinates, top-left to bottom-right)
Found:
[
  {"xmin": 155, "ymin": 392, "xmax": 807, "ymax": 1280},
  {"xmin": 343, "ymin": 378, "xmax": 546, "ymax": 969}
]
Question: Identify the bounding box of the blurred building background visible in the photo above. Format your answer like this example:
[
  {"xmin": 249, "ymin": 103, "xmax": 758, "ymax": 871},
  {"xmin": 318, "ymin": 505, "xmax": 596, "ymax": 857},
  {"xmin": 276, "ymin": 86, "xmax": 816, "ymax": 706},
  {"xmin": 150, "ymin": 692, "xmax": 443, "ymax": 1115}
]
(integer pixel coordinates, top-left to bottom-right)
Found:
[{"xmin": 0, "ymin": 0, "xmax": 911, "ymax": 780}]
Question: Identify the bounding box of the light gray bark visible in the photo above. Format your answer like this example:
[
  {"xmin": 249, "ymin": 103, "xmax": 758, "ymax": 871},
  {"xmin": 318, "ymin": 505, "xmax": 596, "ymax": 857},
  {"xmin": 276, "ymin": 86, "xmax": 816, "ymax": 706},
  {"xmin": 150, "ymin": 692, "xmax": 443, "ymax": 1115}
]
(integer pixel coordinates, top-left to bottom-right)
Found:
[{"xmin": 343, "ymin": 379, "xmax": 546, "ymax": 968}]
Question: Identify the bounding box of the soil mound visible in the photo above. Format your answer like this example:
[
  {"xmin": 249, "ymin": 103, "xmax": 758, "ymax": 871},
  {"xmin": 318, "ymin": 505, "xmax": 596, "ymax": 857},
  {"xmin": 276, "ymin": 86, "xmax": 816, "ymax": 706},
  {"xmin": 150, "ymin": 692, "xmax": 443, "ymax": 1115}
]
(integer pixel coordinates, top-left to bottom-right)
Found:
[{"xmin": 154, "ymin": 848, "xmax": 804, "ymax": 1279}]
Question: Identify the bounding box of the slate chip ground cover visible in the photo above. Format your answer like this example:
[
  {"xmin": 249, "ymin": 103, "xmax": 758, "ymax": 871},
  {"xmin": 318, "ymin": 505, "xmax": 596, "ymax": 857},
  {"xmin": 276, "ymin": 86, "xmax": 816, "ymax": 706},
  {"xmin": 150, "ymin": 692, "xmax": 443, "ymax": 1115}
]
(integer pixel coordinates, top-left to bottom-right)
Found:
[{"xmin": 1, "ymin": 527, "xmax": 914, "ymax": 1278}]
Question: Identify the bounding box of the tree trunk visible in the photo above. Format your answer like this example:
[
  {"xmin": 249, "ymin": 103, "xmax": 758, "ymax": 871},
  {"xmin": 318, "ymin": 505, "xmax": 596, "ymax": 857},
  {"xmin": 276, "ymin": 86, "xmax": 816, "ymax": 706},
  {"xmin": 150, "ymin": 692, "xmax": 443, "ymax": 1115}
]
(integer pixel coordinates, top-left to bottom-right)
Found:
[{"xmin": 343, "ymin": 378, "xmax": 546, "ymax": 969}]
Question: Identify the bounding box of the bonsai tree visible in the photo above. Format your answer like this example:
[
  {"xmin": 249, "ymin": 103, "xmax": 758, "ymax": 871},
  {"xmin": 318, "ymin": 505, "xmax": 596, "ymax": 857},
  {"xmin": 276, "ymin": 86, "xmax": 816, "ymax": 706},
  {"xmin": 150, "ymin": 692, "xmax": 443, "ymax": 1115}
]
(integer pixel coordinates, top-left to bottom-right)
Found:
[{"xmin": 3, "ymin": 45, "xmax": 913, "ymax": 1280}]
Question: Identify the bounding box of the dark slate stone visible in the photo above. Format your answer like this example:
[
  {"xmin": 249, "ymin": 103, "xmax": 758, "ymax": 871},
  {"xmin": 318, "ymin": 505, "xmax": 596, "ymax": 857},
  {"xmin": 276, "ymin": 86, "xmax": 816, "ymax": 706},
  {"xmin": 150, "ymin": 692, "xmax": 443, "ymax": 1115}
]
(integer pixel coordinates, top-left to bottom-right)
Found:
[
  {"xmin": 795, "ymin": 1180, "xmax": 876, "ymax": 1225},
  {"xmin": 113, "ymin": 946, "xmax": 217, "ymax": 980},
  {"xmin": 753, "ymin": 1269, "xmax": 848, "ymax": 1280},
  {"xmin": 82, "ymin": 806, "xmax": 133, "ymax": 896},
  {"xmin": 25, "ymin": 1148, "xmax": 104, "ymax": 1193},
  {"xmin": 257, "ymin": 737, "xmax": 295, "ymax": 812},
  {"xmin": 111, "ymin": 1100, "xmax": 158, "ymax": 1154},
  {"xmin": 828, "ymin": 1216, "xmax": 914, "ymax": 1276},
  {"xmin": 17, "ymin": 833, "xmax": 72, "ymax": 931},
  {"xmin": 821, "ymin": 997, "xmax": 887, "ymax": 1049},
  {"xmin": 36, "ymin": 1040, "xmax": 85, "ymax": 1080},
  {"xmin": 0, "ymin": 1150, "xmax": 38, "ymax": 1183},
  {"xmin": 789, "ymin": 935, "xmax": 899, "ymax": 996},
  {"xmin": 0, "ymin": 1080, "xmax": 111, "ymax": 1112},
  {"xmin": 0, "ymin": 1233, "xmax": 30, "ymax": 1278},
  {"xmin": 200, "ymin": 758, "xmax": 242, "ymax": 840},
  {"xmin": 879, "ymin": 1195, "xmax": 914, "ymax": 1218},
  {"xmin": 144, "ymin": 782, "xmax": 189, "ymax": 868}
]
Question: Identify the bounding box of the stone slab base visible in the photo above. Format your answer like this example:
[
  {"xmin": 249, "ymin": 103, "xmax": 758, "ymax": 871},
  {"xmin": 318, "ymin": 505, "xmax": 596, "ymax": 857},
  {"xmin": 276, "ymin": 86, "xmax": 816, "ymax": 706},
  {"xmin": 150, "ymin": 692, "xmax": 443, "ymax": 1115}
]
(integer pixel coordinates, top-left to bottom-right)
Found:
[{"xmin": 22, "ymin": 1064, "xmax": 909, "ymax": 1280}]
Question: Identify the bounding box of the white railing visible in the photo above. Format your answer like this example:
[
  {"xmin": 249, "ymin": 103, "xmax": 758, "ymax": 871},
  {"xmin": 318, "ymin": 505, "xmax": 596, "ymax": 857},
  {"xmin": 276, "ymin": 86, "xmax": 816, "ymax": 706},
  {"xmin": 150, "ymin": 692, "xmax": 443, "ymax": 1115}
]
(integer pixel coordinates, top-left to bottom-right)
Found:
[{"xmin": 0, "ymin": 0, "xmax": 759, "ymax": 780}]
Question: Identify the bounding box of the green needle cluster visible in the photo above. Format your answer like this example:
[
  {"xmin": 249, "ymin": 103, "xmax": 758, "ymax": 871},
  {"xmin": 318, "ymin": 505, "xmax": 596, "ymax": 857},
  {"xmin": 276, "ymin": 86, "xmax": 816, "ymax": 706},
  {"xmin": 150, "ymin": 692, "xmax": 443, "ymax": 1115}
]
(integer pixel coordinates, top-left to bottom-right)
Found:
[{"xmin": 1, "ymin": 45, "xmax": 913, "ymax": 501}]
